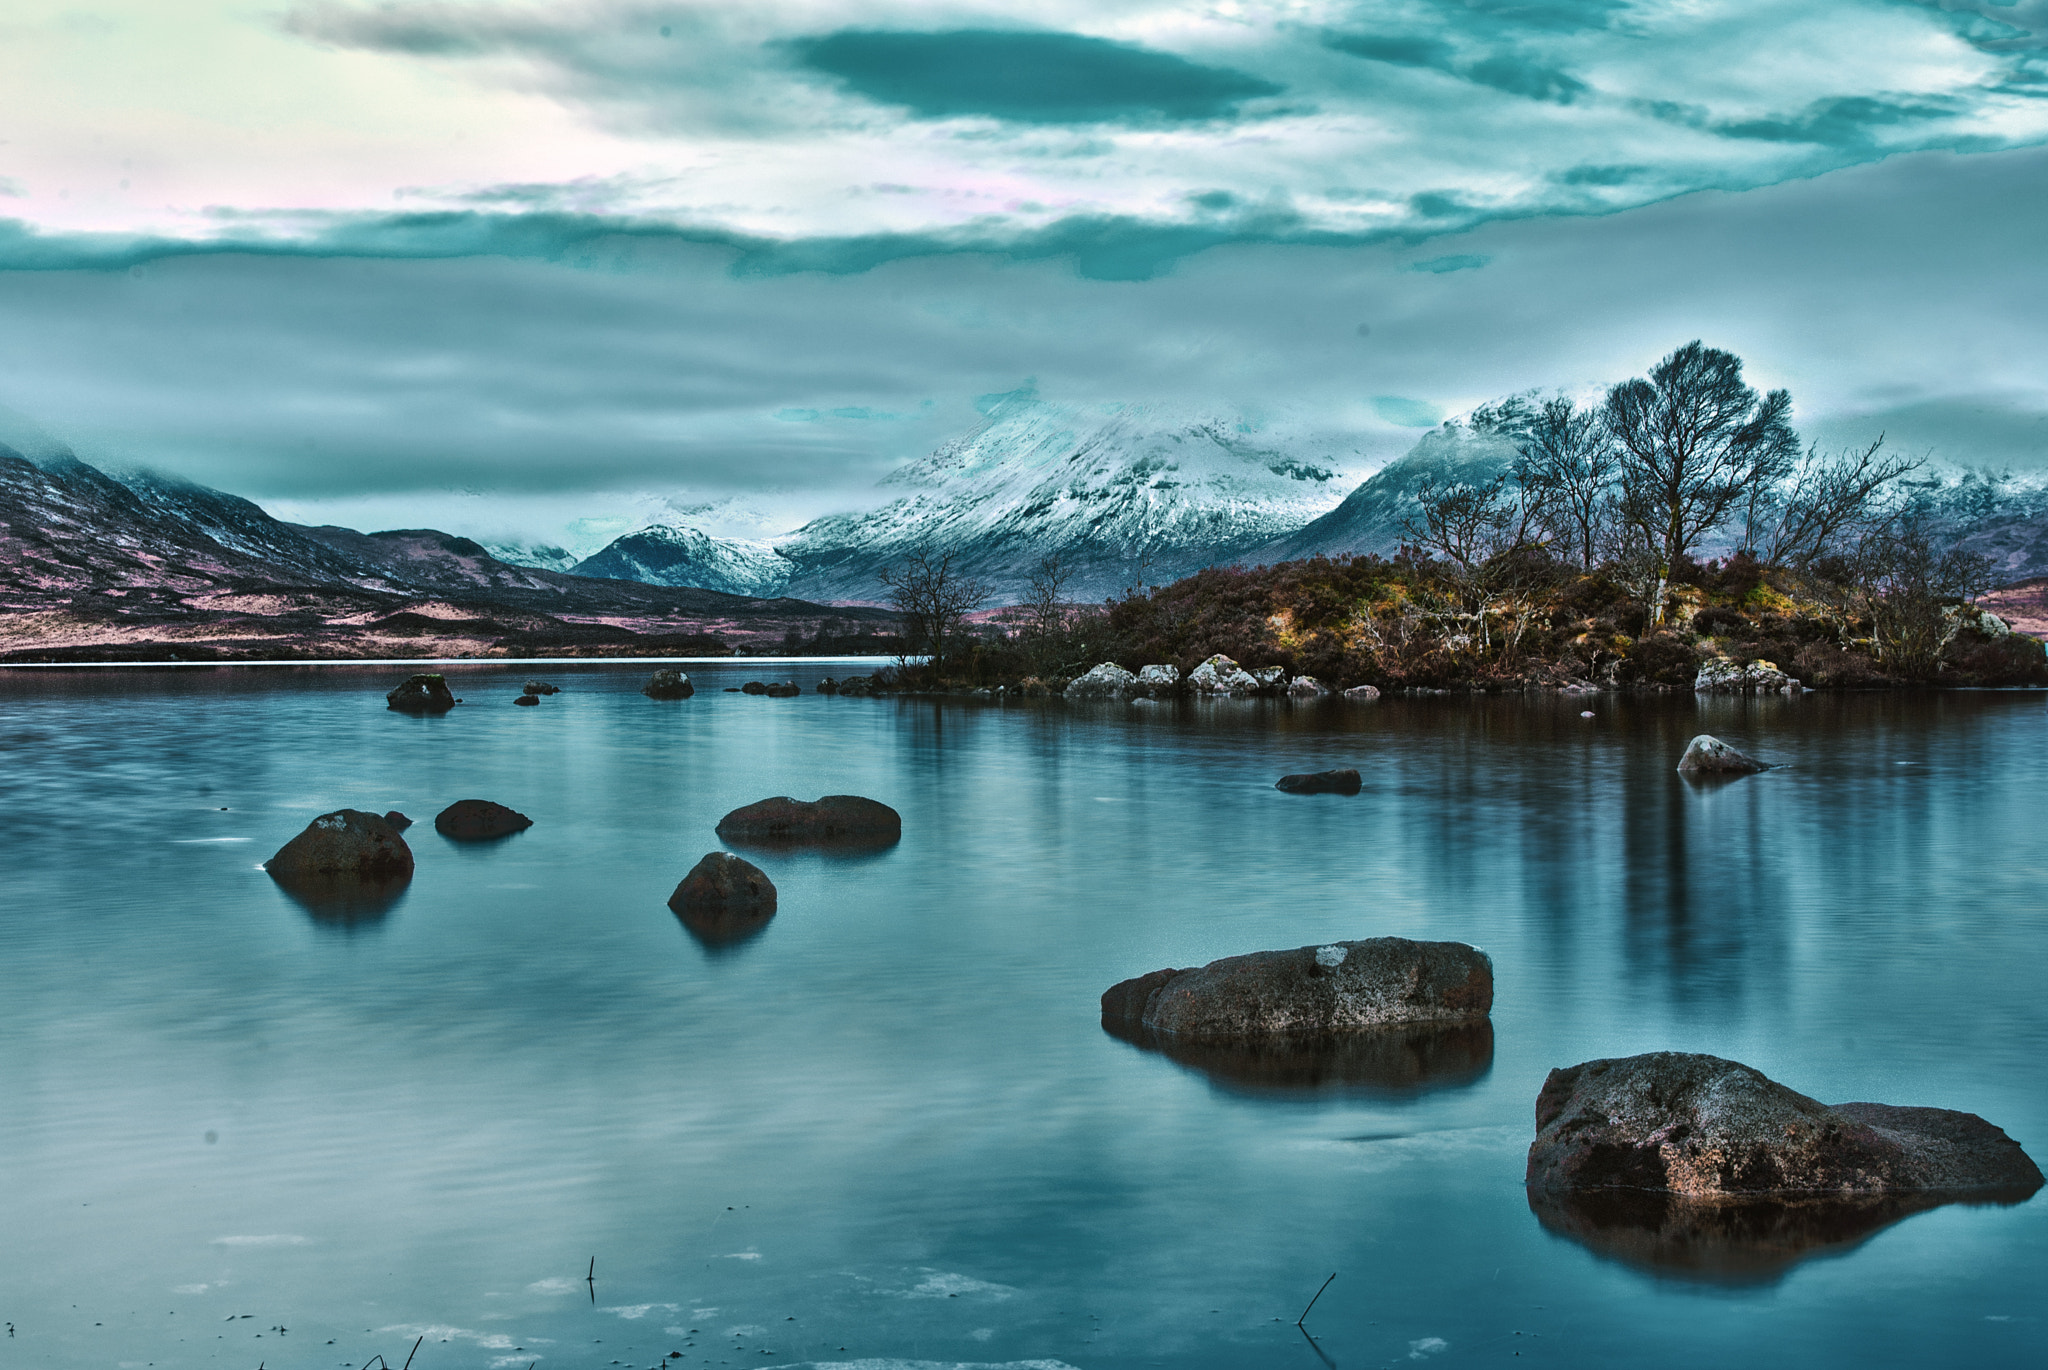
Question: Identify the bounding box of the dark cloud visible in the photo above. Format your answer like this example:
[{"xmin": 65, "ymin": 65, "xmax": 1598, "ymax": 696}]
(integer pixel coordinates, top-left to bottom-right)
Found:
[
  {"xmin": 1323, "ymin": 30, "xmax": 1585, "ymax": 104},
  {"xmin": 783, "ymin": 29, "xmax": 1283, "ymax": 124},
  {"xmin": 1714, "ymin": 94, "xmax": 1969, "ymax": 148}
]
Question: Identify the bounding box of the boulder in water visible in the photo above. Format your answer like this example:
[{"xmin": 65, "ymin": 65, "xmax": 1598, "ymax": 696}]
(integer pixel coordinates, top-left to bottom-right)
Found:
[
  {"xmin": 1343, "ymin": 684, "xmax": 1382, "ymax": 702},
  {"xmin": 643, "ymin": 669, "xmax": 694, "ymax": 700},
  {"xmin": 1287, "ymin": 676, "xmax": 1330, "ymax": 697},
  {"xmin": 1104, "ymin": 938, "xmax": 1492, "ymax": 1040},
  {"xmin": 433, "ymin": 799, "xmax": 534, "ymax": 840},
  {"xmin": 1276, "ymin": 767, "xmax": 1361, "ymax": 794},
  {"xmin": 1526, "ymin": 1052, "xmax": 2044, "ymax": 1197},
  {"xmin": 268, "ymin": 809, "xmax": 415, "ymax": 883},
  {"xmin": 385, "ymin": 674, "xmax": 456, "ymax": 714},
  {"xmin": 522, "ymin": 681, "xmax": 560, "ymax": 695},
  {"xmin": 514, "ymin": 693, "xmax": 540, "ymax": 706},
  {"xmin": 669, "ymin": 851, "xmax": 776, "ymax": 917},
  {"xmin": 1135, "ymin": 664, "xmax": 1181, "ymax": 696},
  {"xmin": 715, "ymin": 795, "xmax": 901, "ymax": 847},
  {"xmin": 1695, "ymin": 658, "xmax": 1801, "ymax": 693},
  {"xmin": 382, "ymin": 810, "xmax": 412, "ymax": 831},
  {"xmin": 1677, "ymin": 734, "xmax": 1767, "ymax": 775},
  {"xmin": 1065, "ymin": 663, "xmax": 1138, "ymax": 699},
  {"xmin": 1187, "ymin": 653, "xmax": 1262, "ymax": 696},
  {"xmin": 764, "ymin": 681, "xmax": 801, "ymax": 698},
  {"xmin": 817, "ymin": 677, "xmax": 840, "ymax": 695}
]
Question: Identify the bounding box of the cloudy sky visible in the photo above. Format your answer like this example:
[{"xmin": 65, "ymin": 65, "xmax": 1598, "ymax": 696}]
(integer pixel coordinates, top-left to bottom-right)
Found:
[{"xmin": 2, "ymin": 0, "xmax": 2045, "ymax": 546}]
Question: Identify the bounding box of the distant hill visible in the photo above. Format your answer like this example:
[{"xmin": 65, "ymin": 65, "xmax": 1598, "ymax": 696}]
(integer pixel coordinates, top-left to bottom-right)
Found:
[
  {"xmin": 571, "ymin": 524, "xmax": 793, "ymax": 598},
  {"xmin": 1246, "ymin": 425, "xmax": 1518, "ymax": 565}
]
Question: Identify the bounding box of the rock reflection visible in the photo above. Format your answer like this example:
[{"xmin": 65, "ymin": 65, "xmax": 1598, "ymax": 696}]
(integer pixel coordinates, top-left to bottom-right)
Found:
[
  {"xmin": 1528, "ymin": 1181, "xmax": 2044, "ymax": 1285},
  {"xmin": 1104, "ymin": 1019, "xmax": 1493, "ymax": 1100},
  {"xmin": 672, "ymin": 902, "xmax": 776, "ymax": 954},
  {"xmin": 271, "ymin": 874, "xmax": 411, "ymax": 930}
]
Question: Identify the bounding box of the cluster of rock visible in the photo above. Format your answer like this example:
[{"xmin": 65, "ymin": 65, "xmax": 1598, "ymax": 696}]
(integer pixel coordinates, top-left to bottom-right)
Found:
[
  {"xmin": 670, "ymin": 794, "xmax": 902, "ymax": 949},
  {"xmin": 1062, "ymin": 654, "xmax": 1381, "ymax": 702},
  {"xmin": 515, "ymin": 679, "xmax": 560, "ymax": 706},
  {"xmin": 1695, "ymin": 658, "xmax": 1801, "ymax": 693},
  {"xmin": 266, "ymin": 796, "xmax": 535, "ymax": 914}
]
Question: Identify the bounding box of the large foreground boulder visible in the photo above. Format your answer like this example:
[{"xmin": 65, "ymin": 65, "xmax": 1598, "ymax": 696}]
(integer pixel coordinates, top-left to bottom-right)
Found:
[
  {"xmin": 1275, "ymin": 768, "xmax": 1361, "ymax": 795},
  {"xmin": 643, "ymin": 669, "xmax": 695, "ymax": 699},
  {"xmin": 1103, "ymin": 938, "xmax": 1492, "ymax": 1040},
  {"xmin": 268, "ymin": 809, "xmax": 414, "ymax": 883},
  {"xmin": 1065, "ymin": 663, "xmax": 1138, "ymax": 699},
  {"xmin": 1677, "ymin": 734, "xmax": 1768, "ymax": 775},
  {"xmin": 669, "ymin": 851, "xmax": 776, "ymax": 917},
  {"xmin": 715, "ymin": 795, "xmax": 902, "ymax": 847},
  {"xmin": 434, "ymin": 799, "xmax": 534, "ymax": 840},
  {"xmin": 386, "ymin": 674, "xmax": 456, "ymax": 713},
  {"xmin": 1527, "ymin": 1053, "xmax": 2044, "ymax": 1198}
]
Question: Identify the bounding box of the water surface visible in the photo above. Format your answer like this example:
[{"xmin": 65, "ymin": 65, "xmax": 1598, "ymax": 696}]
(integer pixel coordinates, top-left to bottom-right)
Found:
[{"xmin": 2, "ymin": 664, "xmax": 2043, "ymax": 1369}]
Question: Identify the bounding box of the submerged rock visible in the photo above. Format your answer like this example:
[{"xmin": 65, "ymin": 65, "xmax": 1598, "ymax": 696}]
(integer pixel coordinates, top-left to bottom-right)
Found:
[
  {"xmin": 1275, "ymin": 767, "xmax": 1361, "ymax": 795},
  {"xmin": 267, "ymin": 809, "xmax": 415, "ymax": 884},
  {"xmin": 433, "ymin": 799, "xmax": 534, "ymax": 840},
  {"xmin": 642, "ymin": 669, "xmax": 694, "ymax": 700},
  {"xmin": 1526, "ymin": 1052, "xmax": 2044, "ymax": 1198},
  {"xmin": 1110, "ymin": 1018, "xmax": 1494, "ymax": 1099},
  {"xmin": 1677, "ymin": 734, "xmax": 1767, "ymax": 775},
  {"xmin": 669, "ymin": 851, "xmax": 776, "ymax": 918},
  {"xmin": 1342, "ymin": 684, "xmax": 1382, "ymax": 702},
  {"xmin": 1103, "ymin": 938, "xmax": 1493, "ymax": 1040},
  {"xmin": 514, "ymin": 693, "xmax": 540, "ymax": 706},
  {"xmin": 715, "ymin": 795, "xmax": 902, "ymax": 847},
  {"xmin": 1065, "ymin": 662, "xmax": 1138, "ymax": 699},
  {"xmin": 385, "ymin": 673, "xmax": 456, "ymax": 714},
  {"xmin": 1695, "ymin": 658, "xmax": 1801, "ymax": 693}
]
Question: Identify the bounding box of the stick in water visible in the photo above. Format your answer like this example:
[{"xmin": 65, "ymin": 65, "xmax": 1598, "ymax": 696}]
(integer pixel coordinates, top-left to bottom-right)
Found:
[
  {"xmin": 1297, "ymin": 1273, "xmax": 1337, "ymax": 1328},
  {"xmin": 401, "ymin": 1335, "xmax": 424, "ymax": 1370}
]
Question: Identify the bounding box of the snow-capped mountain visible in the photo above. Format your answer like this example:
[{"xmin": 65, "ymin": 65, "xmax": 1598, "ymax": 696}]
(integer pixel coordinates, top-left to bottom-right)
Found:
[
  {"xmin": 771, "ymin": 393, "xmax": 1358, "ymax": 603},
  {"xmin": 572, "ymin": 524, "xmax": 793, "ymax": 598},
  {"xmin": 484, "ymin": 541, "xmax": 583, "ymax": 574},
  {"xmin": 1249, "ymin": 425, "xmax": 1518, "ymax": 564}
]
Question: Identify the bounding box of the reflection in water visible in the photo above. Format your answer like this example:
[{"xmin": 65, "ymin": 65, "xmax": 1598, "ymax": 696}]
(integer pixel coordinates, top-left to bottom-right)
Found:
[
  {"xmin": 1528, "ymin": 1181, "xmax": 2044, "ymax": 1285},
  {"xmin": 672, "ymin": 901, "xmax": 776, "ymax": 954},
  {"xmin": 270, "ymin": 873, "xmax": 411, "ymax": 929},
  {"xmin": 1104, "ymin": 1019, "xmax": 1494, "ymax": 1100}
]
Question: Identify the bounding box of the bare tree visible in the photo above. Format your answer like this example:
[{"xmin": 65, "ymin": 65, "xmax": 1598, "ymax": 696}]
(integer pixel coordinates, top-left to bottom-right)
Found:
[
  {"xmin": 878, "ymin": 550, "xmax": 989, "ymax": 674},
  {"xmin": 1757, "ymin": 437, "xmax": 1923, "ymax": 571},
  {"xmin": 1514, "ymin": 397, "xmax": 1614, "ymax": 570},
  {"xmin": 1851, "ymin": 515, "xmax": 1996, "ymax": 677},
  {"xmin": 1405, "ymin": 469, "xmax": 1548, "ymax": 576},
  {"xmin": 1604, "ymin": 341, "xmax": 1800, "ymax": 620}
]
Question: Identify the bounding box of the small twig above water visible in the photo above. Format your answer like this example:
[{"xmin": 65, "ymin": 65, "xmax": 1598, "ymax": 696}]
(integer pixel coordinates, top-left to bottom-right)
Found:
[
  {"xmin": 1297, "ymin": 1273, "xmax": 1337, "ymax": 1328},
  {"xmin": 401, "ymin": 1334, "xmax": 423, "ymax": 1370}
]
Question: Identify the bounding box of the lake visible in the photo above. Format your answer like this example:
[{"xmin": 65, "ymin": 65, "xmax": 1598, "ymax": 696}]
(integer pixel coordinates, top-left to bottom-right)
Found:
[{"xmin": 2, "ymin": 663, "xmax": 2043, "ymax": 1370}]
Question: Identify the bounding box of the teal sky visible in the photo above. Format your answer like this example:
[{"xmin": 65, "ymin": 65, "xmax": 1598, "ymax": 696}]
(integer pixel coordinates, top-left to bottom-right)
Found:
[{"xmin": 1, "ymin": 1, "xmax": 2045, "ymax": 542}]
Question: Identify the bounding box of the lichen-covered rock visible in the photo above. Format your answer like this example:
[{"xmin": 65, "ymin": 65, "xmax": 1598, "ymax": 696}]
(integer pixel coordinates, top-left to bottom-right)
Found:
[
  {"xmin": 643, "ymin": 669, "xmax": 694, "ymax": 700},
  {"xmin": 1135, "ymin": 664, "xmax": 1181, "ymax": 695},
  {"xmin": 1065, "ymin": 663, "xmax": 1138, "ymax": 699},
  {"xmin": 1677, "ymin": 734, "xmax": 1767, "ymax": 775},
  {"xmin": 1695, "ymin": 658, "xmax": 1801, "ymax": 693},
  {"xmin": 715, "ymin": 794, "xmax": 901, "ymax": 846},
  {"xmin": 385, "ymin": 673, "xmax": 456, "ymax": 714},
  {"xmin": 1187, "ymin": 653, "xmax": 1262, "ymax": 695},
  {"xmin": 1287, "ymin": 676, "xmax": 1330, "ymax": 697},
  {"xmin": 434, "ymin": 799, "xmax": 534, "ymax": 840},
  {"xmin": 1105, "ymin": 938, "xmax": 1492, "ymax": 1040},
  {"xmin": 1275, "ymin": 767, "xmax": 1361, "ymax": 795},
  {"xmin": 267, "ymin": 809, "xmax": 415, "ymax": 883},
  {"xmin": 1526, "ymin": 1052, "xmax": 2044, "ymax": 1197},
  {"xmin": 1249, "ymin": 666, "xmax": 1286, "ymax": 691},
  {"xmin": 668, "ymin": 851, "xmax": 776, "ymax": 916},
  {"xmin": 1342, "ymin": 684, "xmax": 1382, "ymax": 702}
]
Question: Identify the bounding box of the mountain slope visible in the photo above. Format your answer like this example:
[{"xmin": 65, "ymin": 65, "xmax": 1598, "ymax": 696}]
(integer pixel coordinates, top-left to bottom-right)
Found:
[
  {"xmin": 572, "ymin": 524, "xmax": 793, "ymax": 597},
  {"xmin": 775, "ymin": 395, "xmax": 1356, "ymax": 603},
  {"xmin": 1248, "ymin": 426, "xmax": 1518, "ymax": 565}
]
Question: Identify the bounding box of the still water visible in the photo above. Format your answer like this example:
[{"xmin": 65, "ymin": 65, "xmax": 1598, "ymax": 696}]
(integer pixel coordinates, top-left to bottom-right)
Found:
[{"xmin": 2, "ymin": 663, "xmax": 2043, "ymax": 1370}]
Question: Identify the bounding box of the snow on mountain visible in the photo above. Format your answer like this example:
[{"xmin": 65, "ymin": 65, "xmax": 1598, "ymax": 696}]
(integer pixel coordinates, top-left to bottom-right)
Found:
[
  {"xmin": 571, "ymin": 524, "xmax": 794, "ymax": 597},
  {"xmin": 774, "ymin": 392, "xmax": 1358, "ymax": 603},
  {"xmin": 484, "ymin": 541, "xmax": 583, "ymax": 574}
]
